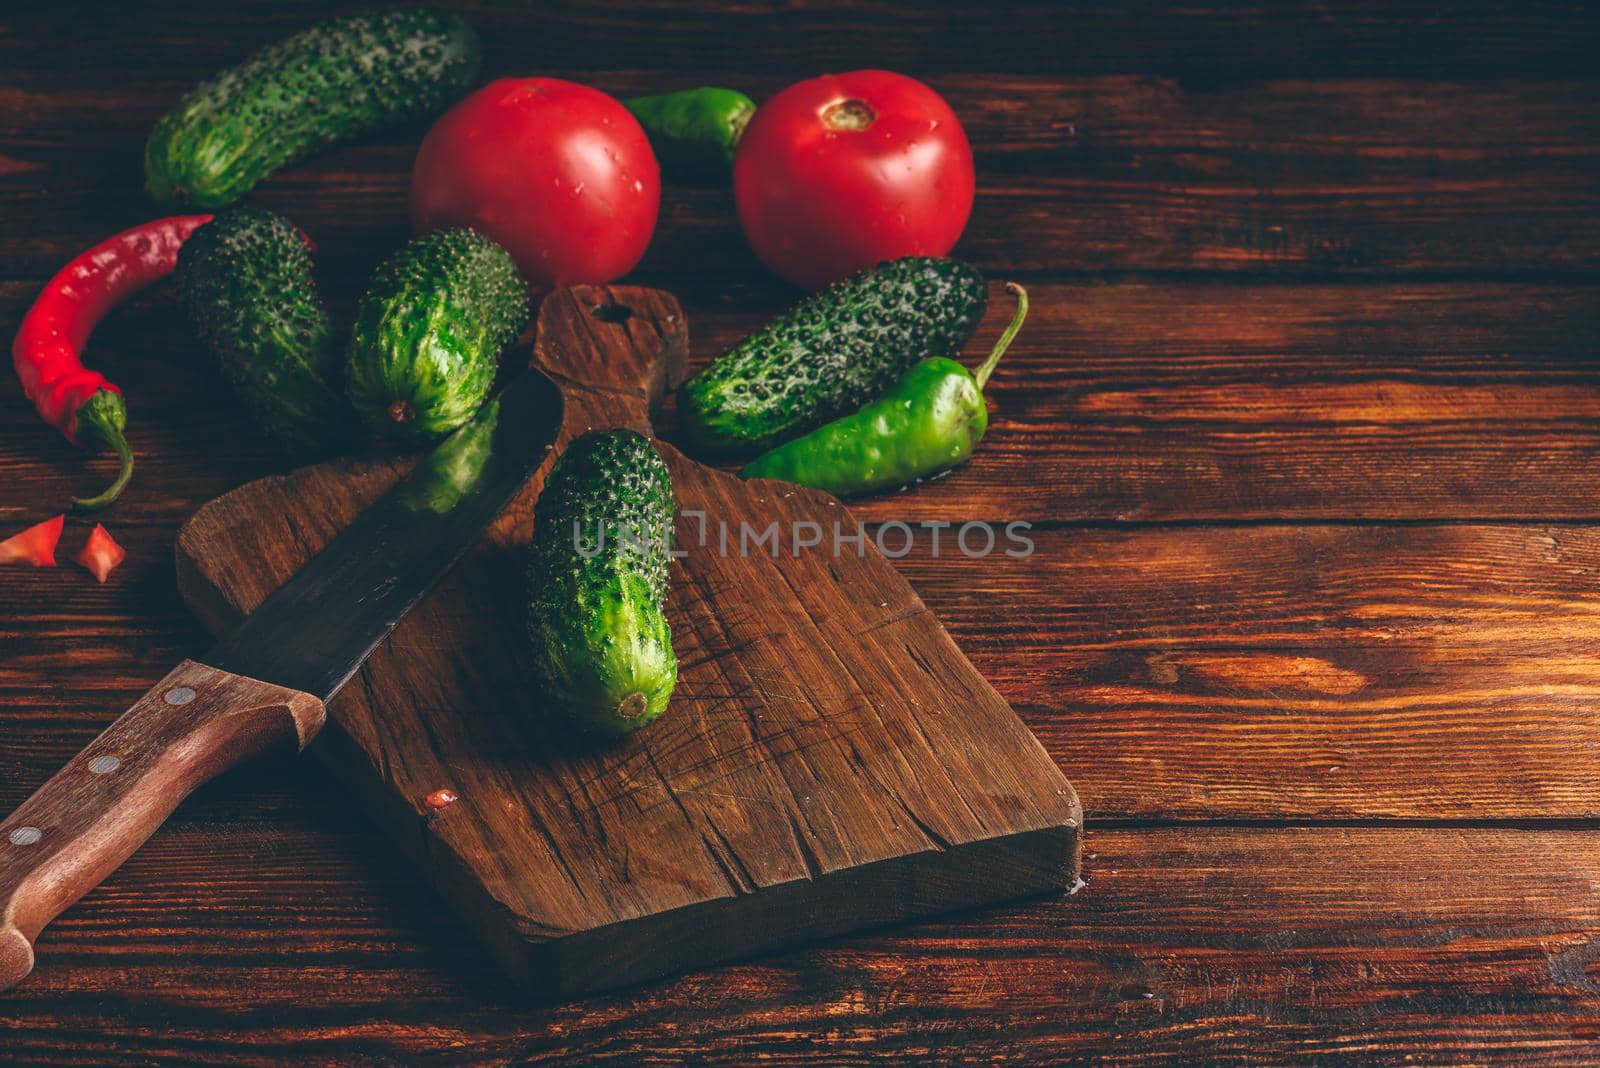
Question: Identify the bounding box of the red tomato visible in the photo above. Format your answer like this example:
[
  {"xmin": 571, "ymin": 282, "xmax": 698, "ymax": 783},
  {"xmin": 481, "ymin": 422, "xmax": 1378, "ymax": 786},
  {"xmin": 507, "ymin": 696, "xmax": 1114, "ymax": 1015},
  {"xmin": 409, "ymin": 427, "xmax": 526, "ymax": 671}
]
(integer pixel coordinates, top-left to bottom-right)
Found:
[
  {"xmin": 410, "ymin": 78, "xmax": 660, "ymax": 290},
  {"xmin": 733, "ymin": 70, "xmax": 975, "ymax": 290}
]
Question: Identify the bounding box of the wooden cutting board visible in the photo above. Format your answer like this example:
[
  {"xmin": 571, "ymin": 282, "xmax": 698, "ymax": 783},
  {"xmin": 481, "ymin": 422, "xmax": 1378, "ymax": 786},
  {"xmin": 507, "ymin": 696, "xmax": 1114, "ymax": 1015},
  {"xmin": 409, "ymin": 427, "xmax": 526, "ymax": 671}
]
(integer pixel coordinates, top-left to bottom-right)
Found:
[{"xmin": 174, "ymin": 285, "xmax": 1081, "ymax": 998}]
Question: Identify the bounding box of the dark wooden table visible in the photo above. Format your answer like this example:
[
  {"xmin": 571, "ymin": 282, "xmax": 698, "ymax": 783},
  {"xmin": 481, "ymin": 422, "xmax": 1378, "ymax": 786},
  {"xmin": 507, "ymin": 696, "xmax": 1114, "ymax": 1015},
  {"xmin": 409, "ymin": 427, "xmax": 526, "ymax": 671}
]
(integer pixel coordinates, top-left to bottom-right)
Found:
[{"xmin": 5, "ymin": 2, "xmax": 1600, "ymax": 1063}]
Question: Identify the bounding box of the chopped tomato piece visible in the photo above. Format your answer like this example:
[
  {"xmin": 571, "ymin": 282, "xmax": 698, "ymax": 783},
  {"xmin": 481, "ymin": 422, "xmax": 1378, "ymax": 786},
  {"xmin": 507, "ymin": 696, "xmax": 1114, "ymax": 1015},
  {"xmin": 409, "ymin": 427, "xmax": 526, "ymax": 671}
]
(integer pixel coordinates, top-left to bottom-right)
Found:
[
  {"xmin": 74, "ymin": 523, "xmax": 125, "ymax": 583},
  {"xmin": 0, "ymin": 514, "xmax": 65, "ymax": 567}
]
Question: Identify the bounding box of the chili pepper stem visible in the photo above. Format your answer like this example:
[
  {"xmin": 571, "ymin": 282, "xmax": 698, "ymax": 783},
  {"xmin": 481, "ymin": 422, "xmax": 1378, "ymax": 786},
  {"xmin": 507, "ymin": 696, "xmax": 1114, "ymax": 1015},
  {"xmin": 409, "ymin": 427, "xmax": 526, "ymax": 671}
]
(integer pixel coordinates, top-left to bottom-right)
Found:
[
  {"xmin": 71, "ymin": 390, "xmax": 135, "ymax": 512},
  {"xmin": 973, "ymin": 282, "xmax": 1029, "ymax": 391},
  {"xmin": 72, "ymin": 432, "xmax": 133, "ymax": 512}
]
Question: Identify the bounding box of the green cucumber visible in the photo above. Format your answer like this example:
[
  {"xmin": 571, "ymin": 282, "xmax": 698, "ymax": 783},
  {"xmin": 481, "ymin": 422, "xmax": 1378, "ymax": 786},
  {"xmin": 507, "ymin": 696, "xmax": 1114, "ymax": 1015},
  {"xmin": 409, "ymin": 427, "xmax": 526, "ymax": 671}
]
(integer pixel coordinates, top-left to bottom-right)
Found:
[
  {"xmin": 345, "ymin": 229, "xmax": 528, "ymax": 445},
  {"xmin": 146, "ymin": 8, "xmax": 480, "ymax": 209},
  {"xmin": 527, "ymin": 430, "xmax": 678, "ymax": 736},
  {"xmin": 397, "ymin": 397, "xmax": 499, "ymax": 516},
  {"xmin": 679, "ymin": 256, "xmax": 988, "ymax": 456},
  {"xmin": 175, "ymin": 208, "xmax": 355, "ymax": 458}
]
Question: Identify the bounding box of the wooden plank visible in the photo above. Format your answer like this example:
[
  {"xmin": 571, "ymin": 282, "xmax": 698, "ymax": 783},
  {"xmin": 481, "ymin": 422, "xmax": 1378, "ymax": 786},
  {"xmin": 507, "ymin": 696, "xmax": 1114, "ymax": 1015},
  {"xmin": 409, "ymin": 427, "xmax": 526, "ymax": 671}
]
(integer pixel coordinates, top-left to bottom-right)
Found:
[
  {"xmin": 167, "ymin": 286, "xmax": 1079, "ymax": 997},
  {"xmin": 3, "ymin": 79, "xmax": 1599, "ymax": 278},
  {"xmin": 5, "ymin": 279, "xmax": 1597, "ymax": 527},
  {"xmin": 11, "ymin": 523, "xmax": 1600, "ymax": 825},
  {"xmin": 5, "ymin": 816, "xmax": 1600, "ymax": 1063},
  {"xmin": 0, "ymin": 281, "xmax": 1593, "ymax": 824},
  {"xmin": 896, "ymin": 523, "xmax": 1600, "ymax": 820},
  {"xmin": 6, "ymin": 2, "xmax": 1598, "ymax": 83},
  {"xmin": 0, "ymin": 3, "xmax": 1594, "ymax": 1057},
  {"xmin": 739, "ymin": 279, "xmax": 1600, "ymax": 524}
]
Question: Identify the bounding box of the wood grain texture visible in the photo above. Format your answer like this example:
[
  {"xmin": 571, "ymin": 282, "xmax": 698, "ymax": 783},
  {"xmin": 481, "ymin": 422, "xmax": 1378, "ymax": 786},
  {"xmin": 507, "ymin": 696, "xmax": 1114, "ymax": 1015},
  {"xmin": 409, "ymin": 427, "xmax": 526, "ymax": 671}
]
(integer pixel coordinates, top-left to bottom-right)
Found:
[
  {"xmin": 12, "ymin": 522, "xmax": 1600, "ymax": 827},
  {"xmin": 9, "ymin": 75, "xmax": 1600, "ymax": 282},
  {"xmin": 2, "ymin": 0, "xmax": 1599, "ymax": 1059},
  {"xmin": 791, "ymin": 279, "xmax": 1600, "ymax": 524},
  {"xmin": 0, "ymin": 660, "xmax": 323, "ymax": 991},
  {"xmin": 172, "ymin": 287, "xmax": 1080, "ymax": 997},
  {"xmin": 7, "ymin": 810, "xmax": 1600, "ymax": 1065},
  {"xmin": 7, "ymin": 2, "xmax": 1600, "ymax": 85},
  {"xmin": 4, "ymin": 78, "xmax": 1600, "ymax": 280},
  {"xmin": 4, "ymin": 278, "xmax": 1599, "ymax": 527},
  {"xmin": 897, "ymin": 523, "xmax": 1600, "ymax": 819}
]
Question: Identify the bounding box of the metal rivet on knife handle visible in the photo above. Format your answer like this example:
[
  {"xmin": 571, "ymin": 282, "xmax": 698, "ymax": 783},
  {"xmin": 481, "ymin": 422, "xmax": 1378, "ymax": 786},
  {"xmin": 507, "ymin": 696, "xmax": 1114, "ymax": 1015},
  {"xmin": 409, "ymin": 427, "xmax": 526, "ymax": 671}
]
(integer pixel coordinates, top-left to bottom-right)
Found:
[{"xmin": 0, "ymin": 661, "xmax": 325, "ymax": 992}]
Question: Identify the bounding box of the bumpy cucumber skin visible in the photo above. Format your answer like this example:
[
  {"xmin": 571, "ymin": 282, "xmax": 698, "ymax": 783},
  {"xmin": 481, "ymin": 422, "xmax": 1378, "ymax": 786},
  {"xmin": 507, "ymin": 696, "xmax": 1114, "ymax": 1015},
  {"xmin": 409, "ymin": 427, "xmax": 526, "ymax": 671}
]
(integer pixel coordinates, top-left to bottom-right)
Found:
[
  {"xmin": 146, "ymin": 8, "xmax": 480, "ymax": 209},
  {"xmin": 345, "ymin": 228, "xmax": 528, "ymax": 445},
  {"xmin": 527, "ymin": 430, "xmax": 678, "ymax": 736},
  {"xmin": 175, "ymin": 208, "xmax": 355, "ymax": 457},
  {"xmin": 680, "ymin": 257, "xmax": 988, "ymax": 456}
]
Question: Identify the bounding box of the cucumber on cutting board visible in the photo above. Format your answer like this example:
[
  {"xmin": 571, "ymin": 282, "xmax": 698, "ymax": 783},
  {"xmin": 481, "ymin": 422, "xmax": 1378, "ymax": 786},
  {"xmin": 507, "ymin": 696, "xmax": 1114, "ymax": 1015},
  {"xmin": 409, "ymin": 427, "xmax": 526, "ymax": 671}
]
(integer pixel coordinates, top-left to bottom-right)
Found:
[
  {"xmin": 174, "ymin": 208, "xmax": 355, "ymax": 458},
  {"xmin": 527, "ymin": 429, "xmax": 678, "ymax": 736},
  {"xmin": 146, "ymin": 7, "xmax": 480, "ymax": 209},
  {"xmin": 345, "ymin": 228, "xmax": 529, "ymax": 445},
  {"xmin": 679, "ymin": 256, "xmax": 988, "ymax": 456}
]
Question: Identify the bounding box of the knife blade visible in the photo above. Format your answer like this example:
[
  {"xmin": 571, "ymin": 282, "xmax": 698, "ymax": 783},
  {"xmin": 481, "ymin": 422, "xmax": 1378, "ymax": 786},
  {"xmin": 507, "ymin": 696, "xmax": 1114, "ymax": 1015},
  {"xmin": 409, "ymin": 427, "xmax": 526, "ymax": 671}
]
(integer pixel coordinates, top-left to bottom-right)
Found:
[
  {"xmin": 0, "ymin": 368, "xmax": 563, "ymax": 990},
  {"xmin": 204, "ymin": 367, "xmax": 563, "ymax": 701}
]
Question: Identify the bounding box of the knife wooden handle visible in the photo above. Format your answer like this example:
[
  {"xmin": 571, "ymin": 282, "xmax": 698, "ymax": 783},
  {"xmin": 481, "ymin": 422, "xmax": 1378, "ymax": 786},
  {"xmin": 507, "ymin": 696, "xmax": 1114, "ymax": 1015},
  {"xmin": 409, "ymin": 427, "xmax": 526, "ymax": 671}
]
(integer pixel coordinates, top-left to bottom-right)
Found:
[{"xmin": 0, "ymin": 660, "xmax": 324, "ymax": 991}]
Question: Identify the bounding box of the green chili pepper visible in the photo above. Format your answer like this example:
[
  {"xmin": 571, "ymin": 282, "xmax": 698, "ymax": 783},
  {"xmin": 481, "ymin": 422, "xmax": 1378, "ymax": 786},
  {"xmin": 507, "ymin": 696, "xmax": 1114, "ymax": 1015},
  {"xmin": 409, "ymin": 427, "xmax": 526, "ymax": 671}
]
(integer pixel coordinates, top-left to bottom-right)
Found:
[
  {"xmin": 740, "ymin": 284, "xmax": 1029, "ymax": 498},
  {"xmin": 624, "ymin": 87, "xmax": 756, "ymax": 178}
]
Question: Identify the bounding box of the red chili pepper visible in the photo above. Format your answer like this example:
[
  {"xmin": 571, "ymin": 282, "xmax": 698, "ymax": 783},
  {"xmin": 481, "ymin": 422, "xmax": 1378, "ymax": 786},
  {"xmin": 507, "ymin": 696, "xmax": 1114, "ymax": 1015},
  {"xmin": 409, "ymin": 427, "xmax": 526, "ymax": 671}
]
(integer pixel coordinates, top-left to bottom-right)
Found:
[
  {"xmin": 73, "ymin": 523, "xmax": 126, "ymax": 583},
  {"xmin": 0, "ymin": 514, "xmax": 65, "ymax": 568},
  {"xmin": 12, "ymin": 215, "xmax": 213, "ymax": 510}
]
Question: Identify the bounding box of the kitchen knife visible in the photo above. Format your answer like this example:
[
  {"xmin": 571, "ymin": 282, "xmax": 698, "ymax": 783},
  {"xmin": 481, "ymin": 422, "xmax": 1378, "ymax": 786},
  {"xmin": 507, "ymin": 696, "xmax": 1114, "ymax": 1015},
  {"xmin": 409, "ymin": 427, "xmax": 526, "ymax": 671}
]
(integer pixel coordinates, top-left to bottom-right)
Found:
[{"xmin": 0, "ymin": 367, "xmax": 563, "ymax": 991}]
